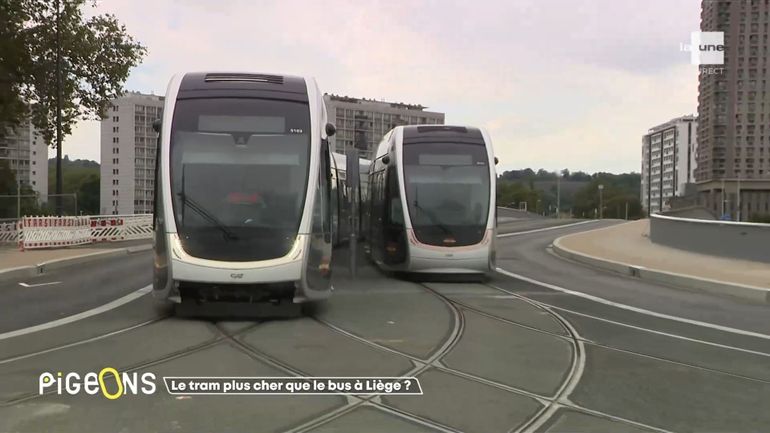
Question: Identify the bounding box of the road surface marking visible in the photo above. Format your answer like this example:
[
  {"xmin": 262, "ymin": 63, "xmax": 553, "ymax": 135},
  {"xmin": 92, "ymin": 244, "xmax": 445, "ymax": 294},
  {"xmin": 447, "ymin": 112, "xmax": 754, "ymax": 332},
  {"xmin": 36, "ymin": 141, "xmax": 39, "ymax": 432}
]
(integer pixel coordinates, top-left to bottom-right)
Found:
[
  {"xmin": 0, "ymin": 285, "xmax": 152, "ymax": 341},
  {"xmin": 495, "ymin": 268, "xmax": 770, "ymax": 340},
  {"xmin": 497, "ymin": 220, "xmax": 598, "ymax": 238},
  {"xmin": 18, "ymin": 281, "xmax": 61, "ymax": 288},
  {"xmin": 0, "ymin": 318, "xmax": 160, "ymax": 365},
  {"xmin": 545, "ymin": 302, "xmax": 770, "ymax": 358}
]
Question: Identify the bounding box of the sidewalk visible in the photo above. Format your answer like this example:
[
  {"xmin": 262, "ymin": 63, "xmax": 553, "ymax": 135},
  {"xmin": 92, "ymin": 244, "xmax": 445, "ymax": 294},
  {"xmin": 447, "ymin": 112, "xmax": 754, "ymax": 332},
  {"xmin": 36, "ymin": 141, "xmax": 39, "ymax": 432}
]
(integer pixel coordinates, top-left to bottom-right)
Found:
[
  {"xmin": 0, "ymin": 240, "xmax": 152, "ymax": 283},
  {"xmin": 553, "ymin": 220, "xmax": 770, "ymax": 303}
]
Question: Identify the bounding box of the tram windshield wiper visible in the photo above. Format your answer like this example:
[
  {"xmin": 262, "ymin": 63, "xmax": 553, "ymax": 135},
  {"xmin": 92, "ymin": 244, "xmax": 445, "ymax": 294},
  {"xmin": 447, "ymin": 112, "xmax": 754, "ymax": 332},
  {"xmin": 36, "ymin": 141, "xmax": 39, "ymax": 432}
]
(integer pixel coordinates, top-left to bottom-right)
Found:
[
  {"xmin": 178, "ymin": 191, "xmax": 239, "ymax": 241},
  {"xmin": 412, "ymin": 200, "xmax": 452, "ymax": 235}
]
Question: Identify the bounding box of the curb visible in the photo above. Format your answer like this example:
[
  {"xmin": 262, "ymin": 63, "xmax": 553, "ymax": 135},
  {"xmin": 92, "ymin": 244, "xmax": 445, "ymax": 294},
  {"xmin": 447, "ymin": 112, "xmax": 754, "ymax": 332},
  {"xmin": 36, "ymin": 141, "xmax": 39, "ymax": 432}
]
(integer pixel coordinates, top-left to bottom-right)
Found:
[
  {"xmin": 551, "ymin": 236, "xmax": 770, "ymax": 305},
  {"xmin": 0, "ymin": 242, "xmax": 152, "ymax": 284}
]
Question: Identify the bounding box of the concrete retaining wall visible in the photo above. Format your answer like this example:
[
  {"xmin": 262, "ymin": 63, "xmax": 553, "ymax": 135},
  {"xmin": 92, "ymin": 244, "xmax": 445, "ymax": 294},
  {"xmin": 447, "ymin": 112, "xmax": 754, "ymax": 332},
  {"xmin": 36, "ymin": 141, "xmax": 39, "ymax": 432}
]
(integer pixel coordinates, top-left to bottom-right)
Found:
[
  {"xmin": 552, "ymin": 236, "xmax": 770, "ymax": 304},
  {"xmin": 649, "ymin": 214, "xmax": 770, "ymax": 262}
]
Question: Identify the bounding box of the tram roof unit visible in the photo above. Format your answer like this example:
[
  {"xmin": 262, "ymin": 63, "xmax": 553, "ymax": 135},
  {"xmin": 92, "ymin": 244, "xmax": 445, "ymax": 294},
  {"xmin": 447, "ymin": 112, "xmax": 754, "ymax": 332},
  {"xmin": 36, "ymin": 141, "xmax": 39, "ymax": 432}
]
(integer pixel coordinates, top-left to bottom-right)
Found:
[
  {"xmin": 401, "ymin": 125, "xmax": 486, "ymax": 145},
  {"xmin": 176, "ymin": 72, "xmax": 311, "ymax": 102}
]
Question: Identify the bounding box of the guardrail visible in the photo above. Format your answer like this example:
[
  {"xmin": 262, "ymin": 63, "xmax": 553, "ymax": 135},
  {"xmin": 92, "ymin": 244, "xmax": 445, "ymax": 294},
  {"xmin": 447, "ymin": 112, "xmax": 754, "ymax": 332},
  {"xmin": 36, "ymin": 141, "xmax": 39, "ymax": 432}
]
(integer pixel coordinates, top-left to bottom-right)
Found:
[
  {"xmin": 0, "ymin": 215, "xmax": 153, "ymax": 251},
  {"xmin": 649, "ymin": 213, "xmax": 770, "ymax": 262}
]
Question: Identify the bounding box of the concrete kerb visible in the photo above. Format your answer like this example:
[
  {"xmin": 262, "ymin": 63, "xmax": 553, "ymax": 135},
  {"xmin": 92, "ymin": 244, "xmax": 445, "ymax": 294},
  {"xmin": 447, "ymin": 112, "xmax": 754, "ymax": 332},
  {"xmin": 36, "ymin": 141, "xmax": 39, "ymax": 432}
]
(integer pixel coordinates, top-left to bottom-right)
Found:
[
  {"xmin": 0, "ymin": 242, "xmax": 152, "ymax": 284},
  {"xmin": 551, "ymin": 236, "xmax": 770, "ymax": 305}
]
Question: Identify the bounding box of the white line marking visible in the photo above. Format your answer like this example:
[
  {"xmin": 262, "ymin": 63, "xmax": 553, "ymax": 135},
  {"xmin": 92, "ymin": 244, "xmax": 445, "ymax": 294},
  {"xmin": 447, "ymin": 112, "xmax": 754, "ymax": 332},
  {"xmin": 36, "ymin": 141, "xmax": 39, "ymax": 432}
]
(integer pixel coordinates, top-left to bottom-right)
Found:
[
  {"xmin": 0, "ymin": 318, "xmax": 159, "ymax": 365},
  {"xmin": 495, "ymin": 268, "xmax": 770, "ymax": 341},
  {"xmin": 567, "ymin": 403, "xmax": 675, "ymax": 433},
  {"xmin": 0, "ymin": 285, "xmax": 152, "ymax": 341},
  {"xmin": 18, "ymin": 281, "xmax": 61, "ymax": 288},
  {"xmin": 547, "ymin": 303, "xmax": 770, "ymax": 358},
  {"xmin": 497, "ymin": 220, "xmax": 599, "ymax": 238}
]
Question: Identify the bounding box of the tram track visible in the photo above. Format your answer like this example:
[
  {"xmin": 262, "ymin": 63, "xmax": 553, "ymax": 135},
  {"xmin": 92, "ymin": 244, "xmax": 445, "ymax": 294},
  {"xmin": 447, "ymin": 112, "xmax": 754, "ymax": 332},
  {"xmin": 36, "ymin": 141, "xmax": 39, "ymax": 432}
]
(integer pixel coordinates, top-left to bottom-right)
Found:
[
  {"xmin": 281, "ymin": 282, "xmax": 468, "ymax": 433},
  {"xmin": 307, "ymin": 279, "xmax": 677, "ymax": 433},
  {"xmin": 293, "ymin": 281, "xmax": 561, "ymax": 433},
  {"xmin": 0, "ymin": 316, "xmax": 168, "ymax": 366},
  {"xmin": 0, "ymin": 319, "xmax": 261, "ymax": 407},
  {"xmin": 215, "ymin": 321, "xmax": 461, "ymax": 433},
  {"xmin": 3, "ymin": 263, "xmax": 766, "ymax": 432},
  {"xmin": 485, "ymin": 281, "xmax": 770, "ymax": 383}
]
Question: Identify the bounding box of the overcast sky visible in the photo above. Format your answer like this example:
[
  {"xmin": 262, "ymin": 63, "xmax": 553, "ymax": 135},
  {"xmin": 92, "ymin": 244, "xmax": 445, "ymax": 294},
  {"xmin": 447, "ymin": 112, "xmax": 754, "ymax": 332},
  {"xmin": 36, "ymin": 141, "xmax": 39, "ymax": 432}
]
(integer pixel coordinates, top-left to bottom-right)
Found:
[{"xmin": 61, "ymin": 0, "xmax": 701, "ymax": 173}]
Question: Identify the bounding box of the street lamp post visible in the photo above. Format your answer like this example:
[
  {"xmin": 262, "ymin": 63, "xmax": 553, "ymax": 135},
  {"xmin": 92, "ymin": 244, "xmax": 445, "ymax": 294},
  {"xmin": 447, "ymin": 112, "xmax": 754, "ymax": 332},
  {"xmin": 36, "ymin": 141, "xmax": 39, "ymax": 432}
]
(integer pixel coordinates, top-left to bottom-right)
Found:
[
  {"xmin": 556, "ymin": 171, "xmax": 561, "ymax": 219},
  {"xmin": 16, "ymin": 136, "xmax": 21, "ymax": 219},
  {"xmin": 598, "ymin": 184, "xmax": 604, "ymax": 219},
  {"xmin": 735, "ymin": 176, "xmax": 741, "ymax": 221},
  {"xmin": 721, "ymin": 177, "xmax": 726, "ymax": 218}
]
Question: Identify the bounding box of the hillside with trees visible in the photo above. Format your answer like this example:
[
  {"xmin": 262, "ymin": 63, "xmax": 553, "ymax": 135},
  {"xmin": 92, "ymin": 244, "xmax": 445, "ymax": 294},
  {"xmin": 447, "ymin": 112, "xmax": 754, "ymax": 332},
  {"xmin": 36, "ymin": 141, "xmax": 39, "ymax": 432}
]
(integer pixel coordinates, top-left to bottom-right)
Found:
[
  {"xmin": 47, "ymin": 156, "xmax": 100, "ymax": 215},
  {"xmin": 497, "ymin": 168, "xmax": 643, "ymax": 219}
]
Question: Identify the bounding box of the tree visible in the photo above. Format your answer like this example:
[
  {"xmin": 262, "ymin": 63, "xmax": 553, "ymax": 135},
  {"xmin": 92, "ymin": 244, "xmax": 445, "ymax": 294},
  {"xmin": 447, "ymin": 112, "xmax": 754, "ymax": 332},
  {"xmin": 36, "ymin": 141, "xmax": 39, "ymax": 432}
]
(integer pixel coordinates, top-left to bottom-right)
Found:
[
  {"xmin": 5, "ymin": 0, "xmax": 146, "ymax": 211},
  {"xmin": 497, "ymin": 180, "xmax": 544, "ymax": 213},
  {"xmin": 571, "ymin": 174, "xmax": 643, "ymax": 219},
  {"xmin": 0, "ymin": 160, "xmax": 16, "ymax": 195},
  {"xmin": 77, "ymin": 173, "xmax": 99, "ymax": 214},
  {"xmin": 0, "ymin": 1, "xmax": 29, "ymax": 135},
  {"xmin": 0, "ymin": 159, "xmax": 49, "ymax": 217}
]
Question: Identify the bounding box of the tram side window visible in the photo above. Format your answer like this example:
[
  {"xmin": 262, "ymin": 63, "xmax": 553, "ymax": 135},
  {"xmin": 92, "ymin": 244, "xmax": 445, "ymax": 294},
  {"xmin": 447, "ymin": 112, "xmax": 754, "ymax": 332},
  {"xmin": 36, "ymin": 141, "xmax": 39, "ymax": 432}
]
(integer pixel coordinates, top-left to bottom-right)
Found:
[
  {"xmin": 152, "ymin": 132, "xmax": 162, "ymax": 229},
  {"xmin": 390, "ymin": 197, "xmax": 403, "ymax": 225},
  {"xmin": 376, "ymin": 171, "xmax": 385, "ymax": 226},
  {"xmin": 322, "ymin": 141, "xmax": 332, "ymax": 238},
  {"xmin": 384, "ymin": 165, "xmax": 403, "ymax": 228}
]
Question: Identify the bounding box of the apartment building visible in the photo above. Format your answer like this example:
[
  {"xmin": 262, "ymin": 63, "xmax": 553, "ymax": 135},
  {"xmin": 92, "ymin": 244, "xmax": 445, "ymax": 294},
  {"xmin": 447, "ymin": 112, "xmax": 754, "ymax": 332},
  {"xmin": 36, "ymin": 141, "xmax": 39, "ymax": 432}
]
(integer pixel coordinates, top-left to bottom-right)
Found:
[
  {"xmin": 697, "ymin": 0, "xmax": 770, "ymax": 220},
  {"xmin": 100, "ymin": 92, "xmax": 164, "ymax": 215},
  {"xmin": 323, "ymin": 94, "xmax": 445, "ymax": 160},
  {"xmin": 641, "ymin": 115, "xmax": 698, "ymax": 214},
  {"xmin": 0, "ymin": 120, "xmax": 49, "ymax": 200}
]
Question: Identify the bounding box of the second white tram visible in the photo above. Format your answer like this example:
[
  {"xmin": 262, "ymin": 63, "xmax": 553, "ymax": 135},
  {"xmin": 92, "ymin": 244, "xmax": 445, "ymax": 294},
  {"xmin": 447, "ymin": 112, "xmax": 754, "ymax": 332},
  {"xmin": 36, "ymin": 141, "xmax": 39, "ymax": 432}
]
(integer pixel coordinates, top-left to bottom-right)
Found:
[
  {"xmin": 364, "ymin": 125, "xmax": 497, "ymax": 274},
  {"xmin": 331, "ymin": 152, "xmax": 370, "ymax": 246},
  {"xmin": 152, "ymin": 72, "xmax": 336, "ymax": 305}
]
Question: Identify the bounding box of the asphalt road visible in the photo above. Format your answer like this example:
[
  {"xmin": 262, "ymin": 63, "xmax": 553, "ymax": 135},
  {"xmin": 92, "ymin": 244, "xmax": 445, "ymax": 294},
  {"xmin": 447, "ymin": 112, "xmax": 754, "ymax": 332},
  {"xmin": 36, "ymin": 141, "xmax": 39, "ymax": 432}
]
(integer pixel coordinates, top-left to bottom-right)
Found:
[{"xmin": 0, "ymin": 218, "xmax": 768, "ymax": 433}]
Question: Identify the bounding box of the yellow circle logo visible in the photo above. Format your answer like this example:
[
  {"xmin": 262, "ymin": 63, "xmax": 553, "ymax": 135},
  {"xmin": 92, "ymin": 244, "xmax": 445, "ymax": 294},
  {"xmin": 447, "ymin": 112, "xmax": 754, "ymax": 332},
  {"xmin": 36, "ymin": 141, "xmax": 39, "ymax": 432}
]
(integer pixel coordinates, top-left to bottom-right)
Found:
[{"xmin": 98, "ymin": 367, "xmax": 124, "ymax": 400}]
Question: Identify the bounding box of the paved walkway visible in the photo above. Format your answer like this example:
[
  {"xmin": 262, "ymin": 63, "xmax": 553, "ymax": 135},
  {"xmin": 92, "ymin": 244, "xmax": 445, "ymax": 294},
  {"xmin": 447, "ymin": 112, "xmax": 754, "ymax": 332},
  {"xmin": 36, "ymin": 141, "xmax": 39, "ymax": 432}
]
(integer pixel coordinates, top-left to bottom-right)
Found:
[
  {"xmin": 0, "ymin": 240, "xmax": 151, "ymax": 271},
  {"xmin": 558, "ymin": 220, "xmax": 770, "ymax": 289}
]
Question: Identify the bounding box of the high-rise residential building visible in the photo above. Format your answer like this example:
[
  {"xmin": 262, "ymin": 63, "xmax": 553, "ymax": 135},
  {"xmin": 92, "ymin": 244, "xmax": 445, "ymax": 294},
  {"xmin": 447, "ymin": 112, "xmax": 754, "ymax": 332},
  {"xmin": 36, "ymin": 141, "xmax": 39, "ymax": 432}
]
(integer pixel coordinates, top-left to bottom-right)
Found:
[
  {"xmin": 696, "ymin": 0, "xmax": 770, "ymax": 220},
  {"xmin": 100, "ymin": 92, "xmax": 164, "ymax": 215},
  {"xmin": 641, "ymin": 115, "xmax": 698, "ymax": 214},
  {"xmin": 0, "ymin": 120, "xmax": 49, "ymax": 201},
  {"xmin": 323, "ymin": 94, "xmax": 445, "ymax": 160}
]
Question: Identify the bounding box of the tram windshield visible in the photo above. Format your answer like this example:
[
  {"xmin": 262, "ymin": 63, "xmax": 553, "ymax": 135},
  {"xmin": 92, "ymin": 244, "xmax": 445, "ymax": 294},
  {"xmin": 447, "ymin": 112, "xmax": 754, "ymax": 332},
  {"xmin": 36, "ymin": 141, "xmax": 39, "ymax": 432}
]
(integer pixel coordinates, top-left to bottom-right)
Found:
[
  {"xmin": 169, "ymin": 98, "xmax": 311, "ymax": 261},
  {"xmin": 402, "ymin": 141, "xmax": 491, "ymax": 246}
]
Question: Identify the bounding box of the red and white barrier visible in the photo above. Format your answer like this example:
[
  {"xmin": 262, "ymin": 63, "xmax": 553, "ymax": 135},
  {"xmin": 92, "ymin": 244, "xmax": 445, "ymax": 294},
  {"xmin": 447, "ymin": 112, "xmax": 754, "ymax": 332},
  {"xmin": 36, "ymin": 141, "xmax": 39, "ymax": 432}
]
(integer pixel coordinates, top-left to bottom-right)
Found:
[
  {"xmin": 91, "ymin": 214, "xmax": 153, "ymax": 242},
  {"xmin": 1, "ymin": 214, "xmax": 154, "ymax": 251},
  {"xmin": 0, "ymin": 221, "xmax": 20, "ymax": 244},
  {"xmin": 19, "ymin": 216, "xmax": 92, "ymax": 250}
]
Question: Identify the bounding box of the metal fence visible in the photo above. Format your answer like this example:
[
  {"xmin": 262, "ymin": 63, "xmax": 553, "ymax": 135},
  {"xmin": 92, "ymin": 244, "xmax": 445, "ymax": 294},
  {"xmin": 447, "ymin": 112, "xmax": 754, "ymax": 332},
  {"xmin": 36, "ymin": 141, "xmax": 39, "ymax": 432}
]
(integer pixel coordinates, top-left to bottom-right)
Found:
[{"xmin": 1, "ymin": 214, "xmax": 153, "ymax": 250}]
